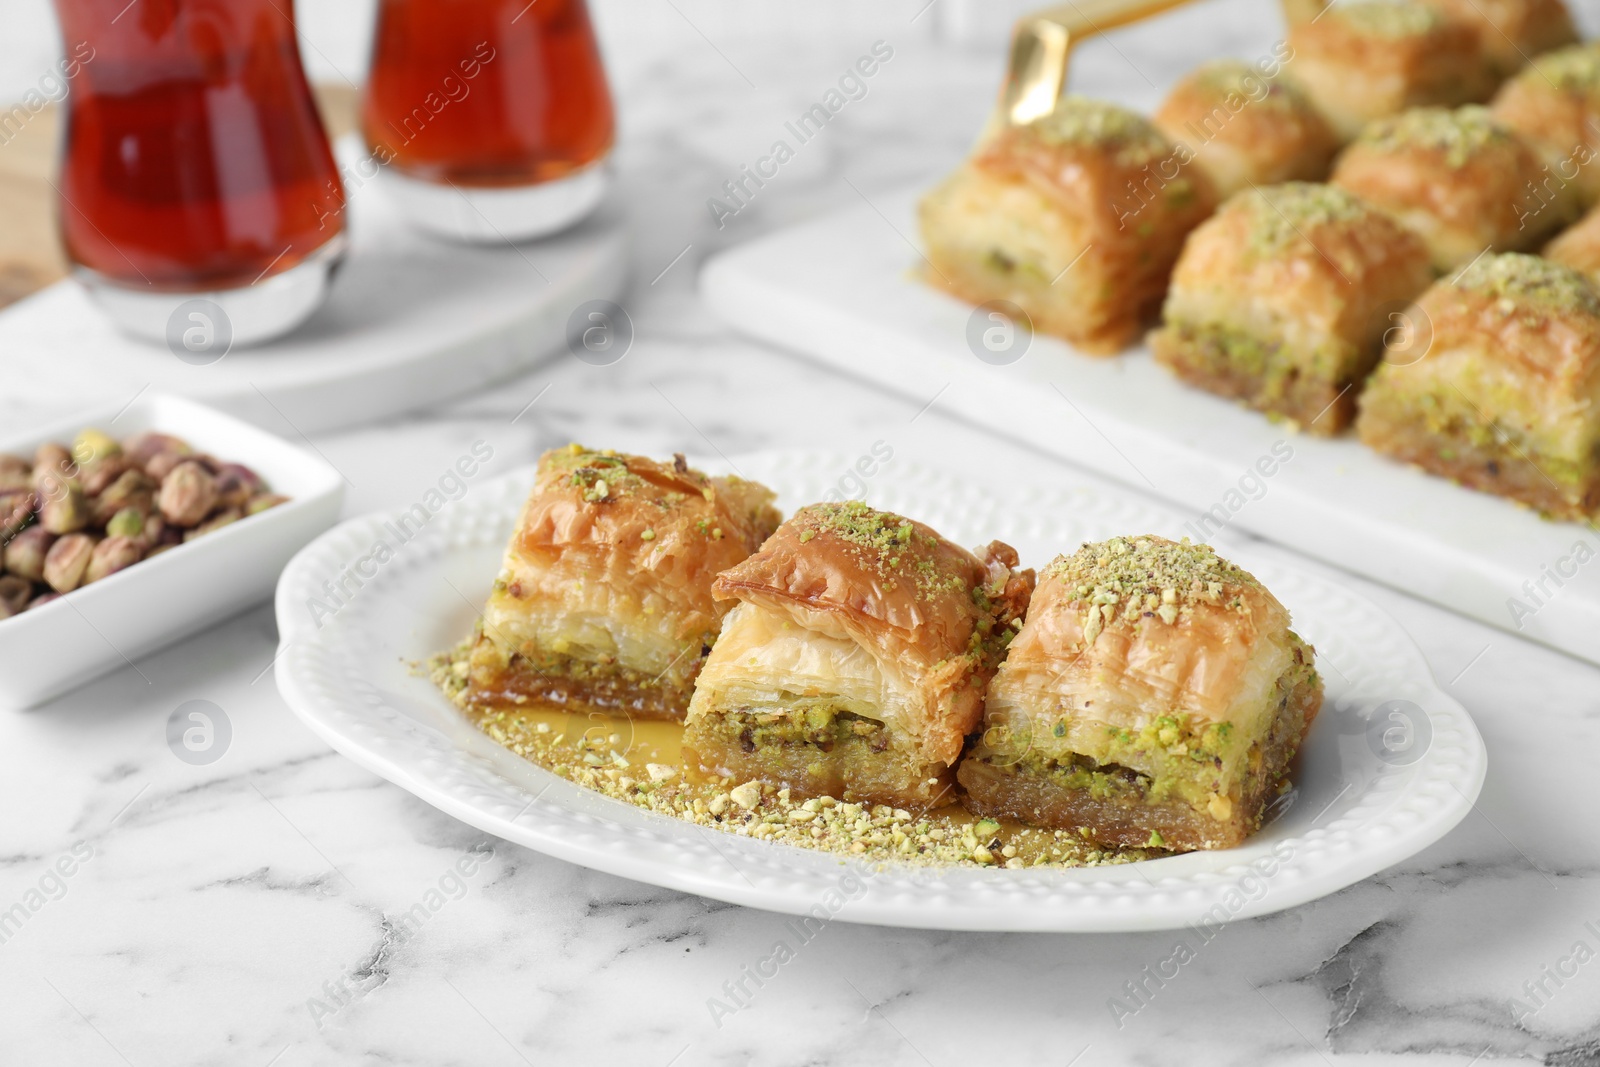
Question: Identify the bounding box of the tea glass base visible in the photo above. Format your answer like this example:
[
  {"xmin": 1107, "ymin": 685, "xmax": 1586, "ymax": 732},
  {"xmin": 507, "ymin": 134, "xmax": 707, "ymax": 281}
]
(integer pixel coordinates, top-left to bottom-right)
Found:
[
  {"xmin": 377, "ymin": 161, "xmax": 608, "ymax": 244},
  {"xmin": 75, "ymin": 236, "xmax": 346, "ymax": 350}
]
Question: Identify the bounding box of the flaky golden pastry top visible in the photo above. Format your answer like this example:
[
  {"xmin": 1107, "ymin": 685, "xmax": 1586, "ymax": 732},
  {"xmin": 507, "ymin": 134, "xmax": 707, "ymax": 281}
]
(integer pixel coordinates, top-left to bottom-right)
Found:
[
  {"xmin": 1153, "ymin": 61, "xmax": 1338, "ymax": 196},
  {"xmin": 1162, "ymin": 184, "xmax": 1432, "ymax": 360},
  {"xmin": 1329, "ymin": 106, "xmax": 1557, "ymax": 268},
  {"xmin": 973, "ymin": 96, "xmax": 1217, "ymax": 245},
  {"xmin": 1341, "ymin": 105, "xmax": 1524, "ymax": 170},
  {"xmin": 986, "ymin": 536, "xmax": 1303, "ymax": 775},
  {"xmin": 514, "ymin": 445, "xmax": 778, "ymax": 568},
  {"xmin": 1491, "ymin": 43, "xmax": 1600, "ymax": 196},
  {"xmin": 1379, "ymin": 253, "xmax": 1600, "ymax": 409},
  {"xmin": 708, "ymin": 501, "xmax": 1034, "ymax": 762},
  {"xmin": 483, "ymin": 445, "xmax": 780, "ymax": 679},
  {"xmin": 1417, "ymin": 0, "xmax": 1578, "ymax": 80}
]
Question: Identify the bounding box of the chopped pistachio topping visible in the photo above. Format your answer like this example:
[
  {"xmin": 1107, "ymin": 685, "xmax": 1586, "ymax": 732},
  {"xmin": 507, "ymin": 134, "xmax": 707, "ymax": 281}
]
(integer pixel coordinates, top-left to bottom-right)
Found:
[
  {"xmin": 1525, "ymin": 43, "xmax": 1600, "ymax": 100},
  {"xmin": 1188, "ymin": 59, "xmax": 1307, "ymax": 113},
  {"xmin": 1452, "ymin": 252, "xmax": 1600, "ymax": 318},
  {"xmin": 793, "ymin": 501, "xmax": 969, "ymax": 601},
  {"xmin": 543, "ymin": 443, "xmax": 724, "ymax": 513},
  {"xmin": 1329, "ymin": 0, "xmax": 1444, "ymax": 39},
  {"xmin": 1045, "ymin": 535, "xmax": 1261, "ymax": 637},
  {"xmin": 1242, "ymin": 182, "xmax": 1371, "ymax": 256},
  {"xmin": 1022, "ymin": 96, "xmax": 1171, "ymax": 165},
  {"xmin": 546, "ymin": 443, "xmax": 649, "ymax": 501},
  {"xmin": 1354, "ymin": 106, "xmax": 1512, "ymax": 169}
]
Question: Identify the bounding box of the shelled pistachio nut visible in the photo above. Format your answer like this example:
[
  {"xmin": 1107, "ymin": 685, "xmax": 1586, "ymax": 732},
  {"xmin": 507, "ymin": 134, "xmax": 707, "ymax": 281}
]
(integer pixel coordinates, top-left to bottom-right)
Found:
[
  {"xmin": 104, "ymin": 508, "xmax": 144, "ymax": 539},
  {"xmin": 72, "ymin": 428, "xmax": 122, "ymax": 467},
  {"xmin": 39, "ymin": 483, "xmax": 89, "ymax": 534},
  {"xmin": 4, "ymin": 526, "xmax": 54, "ymax": 582},
  {"xmin": 159, "ymin": 462, "xmax": 218, "ymax": 527},
  {"xmin": 42, "ymin": 533, "xmax": 96, "ymax": 593},
  {"xmin": 0, "ymin": 455, "xmax": 30, "ymax": 493},
  {"xmin": 91, "ymin": 470, "xmax": 156, "ymax": 526},
  {"xmin": 0, "ymin": 574, "xmax": 30, "ymax": 616},
  {"xmin": 144, "ymin": 451, "xmax": 188, "ymax": 482},
  {"xmin": 85, "ymin": 536, "xmax": 143, "ymax": 584},
  {"xmin": 124, "ymin": 432, "xmax": 192, "ymax": 469},
  {"xmin": 81, "ymin": 455, "xmax": 133, "ymax": 497},
  {"xmin": 0, "ymin": 490, "xmax": 34, "ymax": 538},
  {"xmin": 32, "ymin": 443, "xmax": 74, "ymax": 487},
  {"xmin": 213, "ymin": 464, "xmax": 264, "ymax": 510}
]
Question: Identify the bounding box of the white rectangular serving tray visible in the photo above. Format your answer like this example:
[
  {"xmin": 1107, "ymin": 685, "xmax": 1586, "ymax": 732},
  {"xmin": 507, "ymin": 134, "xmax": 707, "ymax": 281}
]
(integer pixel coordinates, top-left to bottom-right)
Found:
[{"xmin": 701, "ymin": 185, "xmax": 1600, "ymax": 667}]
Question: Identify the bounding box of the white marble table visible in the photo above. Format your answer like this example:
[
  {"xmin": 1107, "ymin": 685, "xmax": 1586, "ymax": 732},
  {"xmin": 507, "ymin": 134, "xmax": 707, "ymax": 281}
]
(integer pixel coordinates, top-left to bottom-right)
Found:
[{"xmin": 4, "ymin": 2, "xmax": 1600, "ymax": 1064}]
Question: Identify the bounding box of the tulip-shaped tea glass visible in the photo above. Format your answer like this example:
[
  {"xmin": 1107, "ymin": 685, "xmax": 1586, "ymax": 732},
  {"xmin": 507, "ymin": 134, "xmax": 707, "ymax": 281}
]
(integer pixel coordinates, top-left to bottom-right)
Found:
[
  {"xmin": 53, "ymin": 0, "xmax": 346, "ymax": 348},
  {"xmin": 362, "ymin": 0, "xmax": 615, "ymax": 242}
]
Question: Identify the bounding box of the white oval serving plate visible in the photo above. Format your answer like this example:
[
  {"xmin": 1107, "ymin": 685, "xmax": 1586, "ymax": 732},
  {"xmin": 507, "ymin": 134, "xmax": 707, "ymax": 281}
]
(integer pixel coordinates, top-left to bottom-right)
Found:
[{"xmin": 273, "ymin": 452, "xmax": 1486, "ymax": 932}]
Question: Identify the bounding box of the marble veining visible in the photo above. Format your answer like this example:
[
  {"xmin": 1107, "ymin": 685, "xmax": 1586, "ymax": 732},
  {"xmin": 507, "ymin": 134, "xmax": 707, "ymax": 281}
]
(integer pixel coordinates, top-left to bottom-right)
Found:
[{"xmin": 4, "ymin": 0, "xmax": 1600, "ymax": 1064}]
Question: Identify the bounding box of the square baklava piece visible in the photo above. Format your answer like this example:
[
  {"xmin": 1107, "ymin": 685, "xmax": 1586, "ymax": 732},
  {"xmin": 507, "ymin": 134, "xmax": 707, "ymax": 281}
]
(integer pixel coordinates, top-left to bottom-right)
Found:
[
  {"xmin": 465, "ymin": 445, "xmax": 781, "ymax": 719},
  {"xmin": 1491, "ymin": 43, "xmax": 1600, "ymax": 213},
  {"xmin": 682, "ymin": 502, "xmax": 1034, "ymax": 809},
  {"xmin": 1419, "ymin": 0, "xmax": 1578, "ymax": 84},
  {"xmin": 1332, "ymin": 105, "xmax": 1569, "ymax": 271},
  {"xmin": 1357, "ymin": 252, "xmax": 1600, "ymax": 520},
  {"xmin": 919, "ymin": 96, "xmax": 1217, "ymax": 354},
  {"xmin": 1151, "ymin": 182, "xmax": 1433, "ymax": 433},
  {"xmin": 1154, "ymin": 60, "xmax": 1340, "ymax": 199},
  {"xmin": 1287, "ymin": 1, "xmax": 1495, "ymax": 143},
  {"xmin": 958, "ymin": 536, "xmax": 1322, "ymax": 852}
]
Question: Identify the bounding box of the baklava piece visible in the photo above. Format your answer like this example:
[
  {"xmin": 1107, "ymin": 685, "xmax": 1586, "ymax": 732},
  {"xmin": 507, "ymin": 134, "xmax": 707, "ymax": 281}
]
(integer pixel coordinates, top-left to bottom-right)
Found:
[
  {"xmin": 466, "ymin": 445, "xmax": 781, "ymax": 719},
  {"xmin": 918, "ymin": 96, "xmax": 1217, "ymax": 354},
  {"xmin": 682, "ymin": 502, "xmax": 1034, "ymax": 809},
  {"xmin": 1151, "ymin": 182, "xmax": 1433, "ymax": 433},
  {"xmin": 959, "ymin": 536, "xmax": 1322, "ymax": 852},
  {"xmin": 1287, "ymin": 2, "xmax": 1496, "ymax": 143},
  {"xmin": 1545, "ymin": 203, "xmax": 1600, "ymax": 285},
  {"xmin": 1331, "ymin": 105, "xmax": 1568, "ymax": 271},
  {"xmin": 1491, "ymin": 43, "xmax": 1600, "ymax": 212},
  {"xmin": 1418, "ymin": 0, "xmax": 1578, "ymax": 84},
  {"xmin": 1357, "ymin": 253, "xmax": 1600, "ymax": 520},
  {"xmin": 1154, "ymin": 60, "xmax": 1340, "ymax": 199}
]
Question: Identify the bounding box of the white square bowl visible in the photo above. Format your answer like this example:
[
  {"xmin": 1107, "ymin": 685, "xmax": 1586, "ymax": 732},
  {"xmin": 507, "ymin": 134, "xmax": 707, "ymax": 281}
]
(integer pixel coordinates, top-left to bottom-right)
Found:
[{"xmin": 0, "ymin": 394, "xmax": 343, "ymax": 708}]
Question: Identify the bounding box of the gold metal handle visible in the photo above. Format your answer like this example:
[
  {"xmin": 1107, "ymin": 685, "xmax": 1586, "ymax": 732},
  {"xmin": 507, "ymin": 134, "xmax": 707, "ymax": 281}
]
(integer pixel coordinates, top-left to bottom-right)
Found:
[{"xmin": 983, "ymin": 0, "xmax": 1198, "ymax": 138}]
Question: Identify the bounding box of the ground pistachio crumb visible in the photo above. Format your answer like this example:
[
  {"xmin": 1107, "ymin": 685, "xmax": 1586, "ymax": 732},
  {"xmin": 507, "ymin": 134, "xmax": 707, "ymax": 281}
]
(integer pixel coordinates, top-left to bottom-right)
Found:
[
  {"xmin": 424, "ymin": 636, "xmax": 1154, "ymax": 869},
  {"xmin": 1329, "ymin": 0, "xmax": 1444, "ymax": 38},
  {"xmin": 1354, "ymin": 105, "xmax": 1511, "ymax": 169},
  {"xmin": 1452, "ymin": 252, "xmax": 1600, "ymax": 318}
]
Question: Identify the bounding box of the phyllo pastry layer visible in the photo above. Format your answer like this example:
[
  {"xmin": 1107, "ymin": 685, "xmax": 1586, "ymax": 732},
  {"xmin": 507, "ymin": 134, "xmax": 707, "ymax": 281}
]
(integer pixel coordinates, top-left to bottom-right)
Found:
[
  {"xmin": 682, "ymin": 501, "xmax": 1034, "ymax": 809},
  {"xmin": 1151, "ymin": 182, "xmax": 1433, "ymax": 434},
  {"xmin": 1418, "ymin": 0, "xmax": 1578, "ymax": 84},
  {"xmin": 1356, "ymin": 253, "xmax": 1600, "ymax": 520},
  {"xmin": 1332, "ymin": 106, "xmax": 1567, "ymax": 272},
  {"xmin": 1491, "ymin": 43, "xmax": 1600, "ymax": 211},
  {"xmin": 467, "ymin": 445, "xmax": 781, "ymax": 719},
  {"xmin": 1287, "ymin": 1, "xmax": 1495, "ymax": 143},
  {"xmin": 918, "ymin": 96, "xmax": 1217, "ymax": 355},
  {"xmin": 958, "ymin": 536, "xmax": 1322, "ymax": 852},
  {"xmin": 1154, "ymin": 60, "xmax": 1339, "ymax": 200}
]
